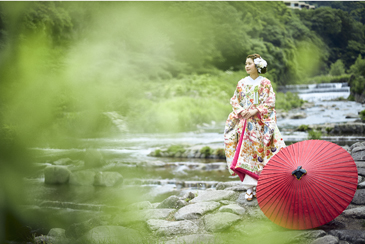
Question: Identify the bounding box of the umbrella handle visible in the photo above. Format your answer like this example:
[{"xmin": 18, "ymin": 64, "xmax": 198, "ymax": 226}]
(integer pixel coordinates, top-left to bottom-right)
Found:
[{"xmin": 292, "ymin": 166, "xmax": 307, "ymax": 180}]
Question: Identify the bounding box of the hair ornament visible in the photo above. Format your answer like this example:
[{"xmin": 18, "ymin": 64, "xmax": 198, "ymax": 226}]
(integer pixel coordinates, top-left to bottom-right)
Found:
[{"xmin": 254, "ymin": 57, "xmax": 267, "ymax": 74}]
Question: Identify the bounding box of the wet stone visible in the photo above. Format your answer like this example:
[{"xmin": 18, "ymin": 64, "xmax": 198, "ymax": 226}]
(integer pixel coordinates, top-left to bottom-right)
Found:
[
  {"xmin": 352, "ymin": 146, "xmax": 365, "ymax": 161},
  {"xmin": 147, "ymin": 219, "xmax": 199, "ymax": 236},
  {"xmin": 352, "ymin": 189, "xmax": 365, "ymax": 205},
  {"xmin": 329, "ymin": 230, "xmax": 365, "ymax": 244},
  {"xmin": 174, "ymin": 202, "xmax": 220, "ymax": 220},
  {"xmin": 236, "ymin": 193, "xmax": 259, "ymax": 207},
  {"xmin": 342, "ymin": 206, "xmax": 365, "ymax": 218},
  {"xmin": 189, "ymin": 190, "xmax": 238, "ymax": 203},
  {"xmin": 310, "ymin": 235, "xmax": 339, "ymax": 244},
  {"xmin": 219, "ymin": 204, "xmax": 246, "ymax": 215},
  {"xmin": 203, "ymin": 212, "xmax": 241, "ymax": 232}
]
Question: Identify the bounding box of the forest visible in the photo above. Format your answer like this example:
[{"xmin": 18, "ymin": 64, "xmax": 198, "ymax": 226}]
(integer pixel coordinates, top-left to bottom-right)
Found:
[{"xmin": 0, "ymin": 1, "xmax": 364, "ymax": 141}]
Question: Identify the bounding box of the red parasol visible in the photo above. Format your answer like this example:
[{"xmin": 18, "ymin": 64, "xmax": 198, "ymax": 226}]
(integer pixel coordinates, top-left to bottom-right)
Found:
[{"xmin": 256, "ymin": 140, "xmax": 358, "ymax": 230}]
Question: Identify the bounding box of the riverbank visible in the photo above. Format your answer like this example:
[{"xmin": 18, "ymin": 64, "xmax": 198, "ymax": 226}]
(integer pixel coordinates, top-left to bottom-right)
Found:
[{"xmin": 21, "ymin": 141, "xmax": 365, "ymax": 244}]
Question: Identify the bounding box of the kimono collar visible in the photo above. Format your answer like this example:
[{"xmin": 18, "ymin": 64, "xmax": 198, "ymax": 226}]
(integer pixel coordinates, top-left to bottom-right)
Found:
[{"xmin": 244, "ymin": 76, "xmax": 263, "ymax": 85}]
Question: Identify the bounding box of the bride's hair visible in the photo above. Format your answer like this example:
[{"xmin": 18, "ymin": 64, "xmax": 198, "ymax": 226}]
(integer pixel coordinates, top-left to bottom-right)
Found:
[{"xmin": 247, "ymin": 54, "xmax": 267, "ymax": 74}]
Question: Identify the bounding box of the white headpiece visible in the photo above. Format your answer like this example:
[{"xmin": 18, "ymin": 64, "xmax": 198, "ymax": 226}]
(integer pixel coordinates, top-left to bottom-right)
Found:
[{"xmin": 254, "ymin": 57, "xmax": 267, "ymax": 73}]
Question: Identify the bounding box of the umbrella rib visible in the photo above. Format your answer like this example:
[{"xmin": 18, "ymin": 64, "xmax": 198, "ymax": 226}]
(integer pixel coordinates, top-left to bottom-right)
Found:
[
  {"xmin": 310, "ymin": 174, "xmax": 357, "ymax": 191},
  {"xmin": 313, "ymin": 178, "xmax": 354, "ymax": 198},
  {"xmin": 304, "ymin": 141, "xmax": 334, "ymax": 167},
  {"xmin": 312, "ymin": 155, "xmax": 354, "ymax": 168},
  {"xmin": 258, "ymin": 176, "xmax": 293, "ymax": 209},
  {"xmin": 303, "ymin": 182, "xmax": 322, "ymax": 228}
]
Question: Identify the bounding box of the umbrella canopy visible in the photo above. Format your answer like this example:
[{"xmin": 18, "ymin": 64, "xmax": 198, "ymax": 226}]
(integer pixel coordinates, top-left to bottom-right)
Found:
[{"xmin": 256, "ymin": 140, "xmax": 358, "ymax": 230}]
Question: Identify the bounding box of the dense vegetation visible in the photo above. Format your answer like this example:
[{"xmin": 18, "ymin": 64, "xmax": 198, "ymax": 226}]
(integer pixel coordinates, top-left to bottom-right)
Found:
[{"xmin": 0, "ymin": 1, "xmax": 364, "ymax": 138}]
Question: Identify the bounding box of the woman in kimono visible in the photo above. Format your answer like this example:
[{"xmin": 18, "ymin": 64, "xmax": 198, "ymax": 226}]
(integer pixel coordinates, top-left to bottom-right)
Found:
[{"xmin": 224, "ymin": 54, "xmax": 286, "ymax": 201}]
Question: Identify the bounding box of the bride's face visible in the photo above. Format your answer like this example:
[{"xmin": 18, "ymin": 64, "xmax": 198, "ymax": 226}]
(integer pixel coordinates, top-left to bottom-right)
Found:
[{"xmin": 245, "ymin": 58, "xmax": 257, "ymax": 75}]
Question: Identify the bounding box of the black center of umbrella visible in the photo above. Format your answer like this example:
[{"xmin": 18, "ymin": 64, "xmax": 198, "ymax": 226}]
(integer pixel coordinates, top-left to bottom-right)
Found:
[{"xmin": 292, "ymin": 166, "xmax": 307, "ymax": 180}]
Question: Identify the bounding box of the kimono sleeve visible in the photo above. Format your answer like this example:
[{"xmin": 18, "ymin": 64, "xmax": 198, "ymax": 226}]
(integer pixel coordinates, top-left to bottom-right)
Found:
[
  {"xmin": 255, "ymin": 79, "xmax": 277, "ymax": 146},
  {"xmin": 230, "ymin": 81, "xmax": 245, "ymax": 118}
]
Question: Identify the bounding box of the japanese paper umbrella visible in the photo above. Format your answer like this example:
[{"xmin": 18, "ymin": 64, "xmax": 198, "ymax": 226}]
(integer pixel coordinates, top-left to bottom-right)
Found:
[{"xmin": 256, "ymin": 140, "xmax": 358, "ymax": 230}]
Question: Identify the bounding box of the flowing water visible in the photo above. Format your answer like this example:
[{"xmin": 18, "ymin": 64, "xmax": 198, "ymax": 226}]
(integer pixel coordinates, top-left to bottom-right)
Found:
[{"xmin": 21, "ymin": 84, "xmax": 365, "ymax": 234}]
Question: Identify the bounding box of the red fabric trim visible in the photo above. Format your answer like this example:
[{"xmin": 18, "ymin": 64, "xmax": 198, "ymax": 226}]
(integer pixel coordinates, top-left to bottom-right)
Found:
[{"xmin": 229, "ymin": 119, "xmax": 260, "ymax": 182}]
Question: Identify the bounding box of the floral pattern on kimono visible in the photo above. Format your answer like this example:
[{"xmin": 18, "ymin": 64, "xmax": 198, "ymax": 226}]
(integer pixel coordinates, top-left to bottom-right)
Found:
[{"xmin": 224, "ymin": 76, "xmax": 286, "ymax": 178}]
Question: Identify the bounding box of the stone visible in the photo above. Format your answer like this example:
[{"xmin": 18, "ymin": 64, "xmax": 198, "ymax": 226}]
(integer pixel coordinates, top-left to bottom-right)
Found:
[
  {"xmin": 33, "ymin": 235, "xmax": 56, "ymax": 244},
  {"xmin": 174, "ymin": 202, "xmax": 220, "ymax": 220},
  {"xmin": 236, "ymin": 193, "xmax": 259, "ymax": 207},
  {"xmin": 126, "ymin": 201, "xmax": 153, "ymax": 211},
  {"xmin": 352, "ymin": 189, "xmax": 365, "ymax": 205},
  {"xmin": 44, "ymin": 165, "xmax": 71, "ymax": 184},
  {"xmin": 358, "ymin": 168, "xmax": 365, "ymax": 177},
  {"xmin": 350, "ymin": 142, "xmax": 365, "ymax": 152},
  {"xmin": 176, "ymin": 200, "xmax": 188, "ymax": 209},
  {"xmin": 164, "ymin": 234, "xmax": 216, "ymax": 244},
  {"xmin": 151, "ymin": 203, "xmax": 160, "ymax": 209},
  {"xmin": 352, "ymin": 146, "xmax": 365, "ymax": 160},
  {"xmin": 66, "ymin": 216, "xmax": 109, "ymax": 239},
  {"xmin": 69, "ymin": 170, "xmax": 96, "ymax": 186},
  {"xmin": 345, "ymin": 113, "xmax": 360, "ymax": 118},
  {"xmin": 147, "ymin": 219, "xmax": 199, "ymax": 236},
  {"xmin": 93, "ymin": 171, "xmax": 123, "ymax": 187},
  {"xmin": 48, "ymin": 228, "xmax": 66, "ymax": 238},
  {"xmin": 203, "ymin": 212, "xmax": 241, "ymax": 232},
  {"xmin": 356, "ymin": 161, "xmax": 365, "ymax": 168},
  {"xmin": 290, "ymin": 112, "xmax": 307, "ymax": 119},
  {"xmin": 291, "ymin": 230, "xmax": 327, "ymax": 243},
  {"xmin": 84, "ymin": 149, "xmax": 105, "ymax": 168},
  {"xmin": 359, "ymin": 176, "xmax": 364, "ymax": 184},
  {"xmin": 77, "ymin": 226, "xmax": 142, "ymax": 244},
  {"xmin": 157, "ymin": 195, "xmax": 180, "ymax": 209},
  {"xmin": 219, "ymin": 200, "xmax": 235, "ymax": 205},
  {"xmin": 53, "ymin": 158, "xmax": 73, "ymax": 165},
  {"xmin": 215, "ymin": 182, "xmax": 242, "ymax": 190},
  {"xmin": 219, "ymin": 204, "xmax": 246, "ymax": 215},
  {"xmin": 310, "ymin": 235, "xmax": 339, "ymax": 244},
  {"xmin": 329, "ymin": 230, "xmax": 365, "ymax": 244},
  {"xmin": 113, "ymin": 209, "xmax": 175, "ymax": 225},
  {"xmin": 342, "ymin": 206, "xmax": 365, "ymax": 218},
  {"xmin": 225, "ymin": 185, "xmax": 248, "ymax": 192},
  {"xmin": 246, "ymin": 207, "xmax": 267, "ymax": 219},
  {"xmin": 189, "ymin": 190, "xmax": 237, "ymax": 203},
  {"xmin": 358, "ymin": 181, "xmax": 365, "ymax": 189}
]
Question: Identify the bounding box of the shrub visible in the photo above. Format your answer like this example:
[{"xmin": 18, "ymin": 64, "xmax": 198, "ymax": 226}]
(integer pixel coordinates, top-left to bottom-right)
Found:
[
  {"xmin": 308, "ymin": 130, "xmax": 322, "ymax": 140},
  {"xmin": 297, "ymin": 124, "xmax": 309, "ymax": 131},
  {"xmin": 200, "ymin": 146, "xmax": 212, "ymax": 158},
  {"xmin": 360, "ymin": 109, "xmax": 365, "ymax": 122}
]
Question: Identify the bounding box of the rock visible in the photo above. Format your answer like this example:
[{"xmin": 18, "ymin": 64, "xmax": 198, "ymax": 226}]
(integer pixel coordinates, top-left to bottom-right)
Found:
[
  {"xmin": 352, "ymin": 146, "xmax": 365, "ymax": 160},
  {"xmin": 331, "ymin": 123, "xmax": 365, "ymax": 135},
  {"xmin": 310, "ymin": 235, "xmax": 339, "ymax": 244},
  {"xmin": 48, "ymin": 228, "xmax": 66, "ymax": 238},
  {"xmin": 33, "ymin": 235, "xmax": 56, "ymax": 244},
  {"xmin": 53, "ymin": 158, "xmax": 73, "ymax": 165},
  {"xmin": 44, "ymin": 166, "xmax": 71, "ymax": 184},
  {"xmin": 236, "ymin": 193, "xmax": 259, "ymax": 207},
  {"xmin": 329, "ymin": 230, "xmax": 365, "ymax": 244},
  {"xmin": 359, "ymin": 176, "xmax": 364, "ymax": 184},
  {"xmin": 350, "ymin": 142, "xmax": 365, "ymax": 152},
  {"xmin": 126, "ymin": 201, "xmax": 153, "ymax": 211},
  {"xmin": 301, "ymin": 103, "xmax": 315, "ymax": 109},
  {"xmin": 290, "ymin": 112, "xmax": 307, "ymax": 119},
  {"xmin": 225, "ymin": 185, "xmax": 248, "ymax": 192},
  {"xmin": 93, "ymin": 171, "xmax": 123, "ymax": 186},
  {"xmin": 342, "ymin": 206, "xmax": 365, "ymax": 218},
  {"xmin": 203, "ymin": 212, "xmax": 241, "ymax": 232},
  {"xmin": 358, "ymin": 168, "xmax": 365, "ymax": 177},
  {"xmin": 291, "ymin": 230, "xmax": 327, "ymax": 243},
  {"xmin": 182, "ymin": 192, "xmax": 196, "ymax": 201},
  {"xmin": 151, "ymin": 202, "xmax": 160, "ymax": 209},
  {"xmin": 147, "ymin": 219, "xmax": 199, "ymax": 236},
  {"xmin": 113, "ymin": 209, "xmax": 175, "ymax": 225},
  {"xmin": 164, "ymin": 234, "xmax": 216, "ymax": 244},
  {"xmin": 157, "ymin": 195, "xmax": 180, "ymax": 209},
  {"xmin": 219, "ymin": 200, "xmax": 235, "ymax": 205},
  {"xmin": 345, "ymin": 113, "xmax": 360, "ymax": 119},
  {"xmin": 356, "ymin": 161, "xmax": 365, "ymax": 168},
  {"xmin": 176, "ymin": 200, "xmax": 188, "ymax": 209},
  {"xmin": 189, "ymin": 190, "xmax": 237, "ymax": 203},
  {"xmin": 174, "ymin": 202, "xmax": 220, "ymax": 220},
  {"xmin": 78, "ymin": 226, "xmax": 142, "ymax": 244},
  {"xmin": 66, "ymin": 216, "xmax": 109, "ymax": 239},
  {"xmin": 352, "ymin": 189, "xmax": 365, "ymax": 205},
  {"xmin": 69, "ymin": 170, "xmax": 96, "ymax": 186},
  {"xmin": 219, "ymin": 204, "xmax": 246, "ymax": 215},
  {"xmin": 358, "ymin": 181, "xmax": 365, "ymax": 189},
  {"xmin": 84, "ymin": 149, "xmax": 105, "ymax": 168},
  {"xmin": 246, "ymin": 207, "xmax": 267, "ymax": 219},
  {"xmin": 215, "ymin": 182, "xmax": 242, "ymax": 190}
]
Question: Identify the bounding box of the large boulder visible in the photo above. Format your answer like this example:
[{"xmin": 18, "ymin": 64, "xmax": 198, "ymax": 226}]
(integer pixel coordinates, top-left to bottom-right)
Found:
[
  {"xmin": 310, "ymin": 235, "xmax": 339, "ymax": 244},
  {"xmin": 66, "ymin": 217, "xmax": 109, "ymax": 239},
  {"xmin": 93, "ymin": 171, "xmax": 123, "ymax": 186},
  {"xmin": 189, "ymin": 190, "xmax": 237, "ymax": 203},
  {"xmin": 219, "ymin": 204, "xmax": 246, "ymax": 215},
  {"xmin": 157, "ymin": 195, "xmax": 180, "ymax": 209},
  {"xmin": 164, "ymin": 234, "xmax": 216, "ymax": 244},
  {"xmin": 44, "ymin": 165, "xmax": 71, "ymax": 184},
  {"xmin": 352, "ymin": 189, "xmax": 365, "ymax": 205},
  {"xmin": 78, "ymin": 226, "xmax": 142, "ymax": 244},
  {"xmin": 174, "ymin": 202, "xmax": 220, "ymax": 220},
  {"xmin": 236, "ymin": 193, "xmax": 259, "ymax": 207},
  {"xmin": 329, "ymin": 230, "xmax": 365, "ymax": 244},
  {"xmin": 290, "ymin": 112, "xmax": 307, "ymax": 119},
  {"xmin": 147, "ymin": 219, "xmax": 199, "ymax": 236},
  {"xmin": 69, "ymin": 170, "xmax": 96, "ymax": 186},
  {"xmin": 84, "ymin": 149, "xmax": 105, "ymax": 168},
  {"xmin": 203, "ymin": 212, "xmax": 241, "ymax": 232},
  {"xmin": 341, "ymin": 206, "xmax": 365, "ymax": 219},
  {"xmin": 352, "ymin": 146, "xmax": 365, "ymax": 160}
]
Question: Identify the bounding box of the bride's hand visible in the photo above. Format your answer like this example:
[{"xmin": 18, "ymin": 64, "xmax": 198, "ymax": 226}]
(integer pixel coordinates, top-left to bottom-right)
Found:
[{"xmin": 242, "ymin": 109, "xmax": 258, "ymax": 119}]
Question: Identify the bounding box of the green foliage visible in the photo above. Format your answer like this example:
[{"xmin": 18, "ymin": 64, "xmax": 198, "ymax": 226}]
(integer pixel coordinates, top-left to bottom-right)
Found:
[
  {"xmin": 308, "ymin": 130, "xmax": 322, "ymax": 140},
  {"xmin": 348, "ymin": 55, "xmax": 365, "ymax": 100},
  {"xmin": 297, "ymin": 125, "xmax": 309, "ymax": 131},
  {"xmin": 301, "ymin": 74, "xmax": 351, "ymax": 84},
  {"xmin": 276, "ymin": 92, "xmax": 304, "ymax": 111},
  {"xmin": 329, "ymin": 60, "xmax": 346, "ymax": 76},
  {"xmin": 200, "ymin": 146, "xmax": 212, "ymax": 158},
  {"xmin": 215, "ymin": 148, "xmax": 226, "ymax": 159},
  {"xmin": 167, "ymin": 145, "xmax": 185, "ymax": 155}
]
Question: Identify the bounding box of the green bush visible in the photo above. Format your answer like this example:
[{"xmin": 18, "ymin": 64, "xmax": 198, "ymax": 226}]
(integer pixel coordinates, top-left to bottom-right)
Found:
[
  {"xmin": 200, "ymin": 146, "xmax": 212, "ymax": 158},
  {"xmin": 167, "ymin": 145, "xmax": 185, "ymax": 155},
  {"xmin": 297, "ymin": 124, "xmax": 309, "ymax": 131},
  {"xmin": 215, "ymin": 148, "xmax": 226, "ymax": 159},
  {"xmin": 308, "ymin": 130, "xmax": 322, "ymax": 140},
  {"xmin": 360, "ymin": 109, "xmax": 365, "ymax": 122},
  {"xmin": 329, "ymin": 59, "xmax": 346, "ymax": 76},
  {"xmin": 276, "ymin": 92, "xmax": 305, "ymax": 111}
]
